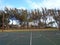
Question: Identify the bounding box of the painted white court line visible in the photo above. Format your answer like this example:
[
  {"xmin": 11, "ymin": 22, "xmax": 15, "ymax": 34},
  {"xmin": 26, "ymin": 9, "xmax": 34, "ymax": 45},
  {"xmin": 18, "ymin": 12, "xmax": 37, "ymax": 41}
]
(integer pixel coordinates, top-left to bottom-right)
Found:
[{"xmin": 30, "ymin": 32, "xmax": 32, "ymax": 45}]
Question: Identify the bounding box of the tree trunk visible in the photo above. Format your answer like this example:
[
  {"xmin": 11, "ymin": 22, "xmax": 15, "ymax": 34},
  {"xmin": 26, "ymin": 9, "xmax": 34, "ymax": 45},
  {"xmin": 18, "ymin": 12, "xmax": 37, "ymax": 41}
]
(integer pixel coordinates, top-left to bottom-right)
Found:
[{"xmin": 2, "ymin": 13, "xmax": 4, "ymax": 32}]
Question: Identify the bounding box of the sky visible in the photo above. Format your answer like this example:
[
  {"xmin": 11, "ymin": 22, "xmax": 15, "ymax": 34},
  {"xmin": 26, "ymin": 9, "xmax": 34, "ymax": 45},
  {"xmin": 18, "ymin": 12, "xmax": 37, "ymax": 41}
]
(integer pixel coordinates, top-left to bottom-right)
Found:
[{"xmin": 0, "ymin": 0, "xmax": 60, "ymax": 10}]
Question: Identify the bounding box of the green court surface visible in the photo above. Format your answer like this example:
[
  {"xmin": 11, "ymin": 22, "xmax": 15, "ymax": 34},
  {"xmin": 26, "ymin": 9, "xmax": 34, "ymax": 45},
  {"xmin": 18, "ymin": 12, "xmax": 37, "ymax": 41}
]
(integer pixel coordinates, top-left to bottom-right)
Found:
[{"xmin": 0, "ymin": 31, "xmax": 60, "ymax": 45}]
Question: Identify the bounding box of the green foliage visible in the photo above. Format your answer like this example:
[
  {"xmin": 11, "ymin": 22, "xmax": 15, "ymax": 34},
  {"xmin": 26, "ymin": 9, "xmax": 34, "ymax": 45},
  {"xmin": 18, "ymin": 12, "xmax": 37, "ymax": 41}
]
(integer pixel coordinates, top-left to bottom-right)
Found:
[
  {"xmin": 28, "ymin": 18, "xmax": 33, "ymax": 22},
  {"xmin": 48, "ymin": 21, "xmax": 55, "ymax": 24},
  {"xmin": 0, "ymin": 7, "xmax": 60, "ymax": 29}
]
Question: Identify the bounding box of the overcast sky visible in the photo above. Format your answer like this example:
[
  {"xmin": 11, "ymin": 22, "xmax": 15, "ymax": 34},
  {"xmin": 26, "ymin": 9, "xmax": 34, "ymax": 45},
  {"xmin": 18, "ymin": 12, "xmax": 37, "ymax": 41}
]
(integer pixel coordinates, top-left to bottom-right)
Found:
[{"xmin": 0, "ymin": 0, "xmax": 60, "ymax": 10}]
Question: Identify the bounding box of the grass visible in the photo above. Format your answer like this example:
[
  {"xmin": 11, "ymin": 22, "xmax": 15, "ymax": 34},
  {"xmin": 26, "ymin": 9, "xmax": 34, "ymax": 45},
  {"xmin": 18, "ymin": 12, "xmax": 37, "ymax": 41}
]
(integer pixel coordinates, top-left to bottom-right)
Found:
[{"xmin": 0, "ymin": 28, "xmax": 59, "ymax": 32}]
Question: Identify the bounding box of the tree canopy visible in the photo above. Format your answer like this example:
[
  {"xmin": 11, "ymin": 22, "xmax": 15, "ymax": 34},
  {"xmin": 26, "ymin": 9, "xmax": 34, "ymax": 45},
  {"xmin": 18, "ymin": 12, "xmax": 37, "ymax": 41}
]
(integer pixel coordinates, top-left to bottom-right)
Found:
[{"xmin": 0, "ymin": 7, "xmax": 60, "ymax": 29}]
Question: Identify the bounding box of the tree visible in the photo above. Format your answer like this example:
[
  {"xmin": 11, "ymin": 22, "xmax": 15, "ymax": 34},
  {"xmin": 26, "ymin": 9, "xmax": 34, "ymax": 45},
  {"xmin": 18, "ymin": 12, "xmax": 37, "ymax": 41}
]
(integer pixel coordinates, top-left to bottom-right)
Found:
[
  {"xmin": 0, "ymin": 11, "xmax": 3, "ymax": 28},
  {"xmin": 42, "ymin": 8, "xmax": 47, "ymax": 28},
  {"xmin": 50, "ymin": 9, "xmax": 60, "ymax": 30},
  {"xmin": 4, "ymin": 7, "xmax": 11, "ymax": 29}
]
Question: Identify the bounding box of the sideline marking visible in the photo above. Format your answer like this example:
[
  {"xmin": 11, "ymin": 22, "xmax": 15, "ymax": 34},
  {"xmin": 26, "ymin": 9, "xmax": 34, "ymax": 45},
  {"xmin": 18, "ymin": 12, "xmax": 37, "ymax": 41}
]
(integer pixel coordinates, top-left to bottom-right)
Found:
[{"xmin": 30, "ymin": 32, "xmax": 32, "ymax": 45}]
